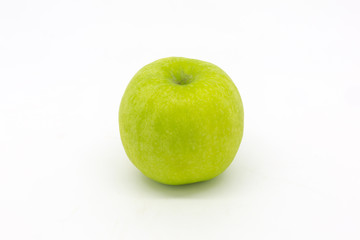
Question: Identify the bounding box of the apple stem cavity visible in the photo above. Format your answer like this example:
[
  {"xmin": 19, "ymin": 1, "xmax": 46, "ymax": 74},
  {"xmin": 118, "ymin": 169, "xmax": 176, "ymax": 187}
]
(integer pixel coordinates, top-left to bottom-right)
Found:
[{"xmin": 171, "ymin": 70, "xmax": 193, "ymax": 85}]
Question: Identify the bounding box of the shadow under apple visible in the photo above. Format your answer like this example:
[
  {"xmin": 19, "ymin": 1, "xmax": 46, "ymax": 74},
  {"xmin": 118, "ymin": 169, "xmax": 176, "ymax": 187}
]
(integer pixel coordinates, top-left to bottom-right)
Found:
[{"xmin": 136, "ymin": 170, "xmax": 231, "ymax": 199}]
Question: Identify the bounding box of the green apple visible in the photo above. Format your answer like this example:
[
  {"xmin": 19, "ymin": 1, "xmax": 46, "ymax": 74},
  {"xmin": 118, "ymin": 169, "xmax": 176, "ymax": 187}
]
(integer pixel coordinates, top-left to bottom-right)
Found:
[{"xmin": 119, "ymin": 57, "xmax": 244, "ymax": 185}]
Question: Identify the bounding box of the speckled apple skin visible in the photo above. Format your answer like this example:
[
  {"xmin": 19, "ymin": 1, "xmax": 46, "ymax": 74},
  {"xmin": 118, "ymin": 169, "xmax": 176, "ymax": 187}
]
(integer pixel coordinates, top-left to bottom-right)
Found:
[{"xmin": 119, "ymin": 57, "xmax": 244, "ymax": 185}]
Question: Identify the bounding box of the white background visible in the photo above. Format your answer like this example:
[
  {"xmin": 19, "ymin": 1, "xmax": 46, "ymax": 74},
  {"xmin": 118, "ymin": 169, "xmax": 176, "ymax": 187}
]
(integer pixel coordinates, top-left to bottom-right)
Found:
[{"xmin": 1, "ymin": 0, "xmax": 360, "ymax": 239}]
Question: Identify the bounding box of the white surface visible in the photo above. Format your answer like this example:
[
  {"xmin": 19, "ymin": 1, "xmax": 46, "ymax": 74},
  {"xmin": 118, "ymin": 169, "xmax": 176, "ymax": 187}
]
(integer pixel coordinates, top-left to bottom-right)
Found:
[{"xmin": 1, "ymin": 0, "xmax": 360, "ymax": 239}]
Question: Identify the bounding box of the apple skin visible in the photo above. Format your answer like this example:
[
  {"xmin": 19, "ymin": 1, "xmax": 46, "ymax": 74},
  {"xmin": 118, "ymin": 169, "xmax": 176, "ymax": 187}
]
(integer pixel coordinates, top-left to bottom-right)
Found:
[{"xmin": 119, "ymin": 57, "xmax": 244, "ymax": 185}]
